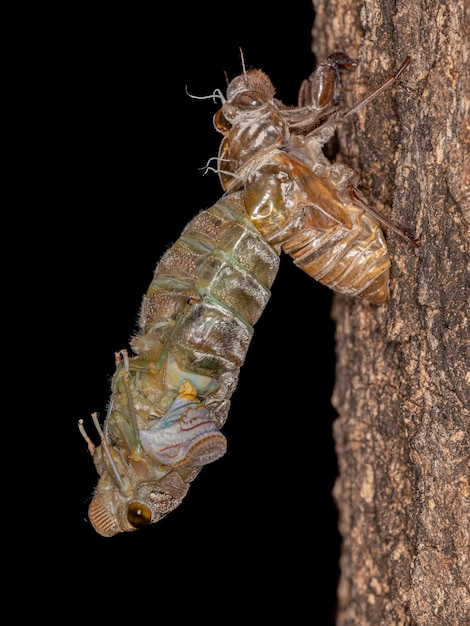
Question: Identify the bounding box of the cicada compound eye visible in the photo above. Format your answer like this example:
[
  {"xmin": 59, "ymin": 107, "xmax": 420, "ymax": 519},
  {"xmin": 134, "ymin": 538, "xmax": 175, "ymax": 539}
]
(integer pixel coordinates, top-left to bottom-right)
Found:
[
  {"xmin": 233, "ymin": 91, "xmax": 265, "ymax": 110},
  {"xmin": 127, "ymin": 501, "xmax": 152, "ymax": 530}
]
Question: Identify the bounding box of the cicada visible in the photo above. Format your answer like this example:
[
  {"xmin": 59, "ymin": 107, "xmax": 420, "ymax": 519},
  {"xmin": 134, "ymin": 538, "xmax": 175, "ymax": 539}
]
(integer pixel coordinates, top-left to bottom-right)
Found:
[{"xmin": 79, "ymin": 52, "xmax": 417, "ymax": 536}]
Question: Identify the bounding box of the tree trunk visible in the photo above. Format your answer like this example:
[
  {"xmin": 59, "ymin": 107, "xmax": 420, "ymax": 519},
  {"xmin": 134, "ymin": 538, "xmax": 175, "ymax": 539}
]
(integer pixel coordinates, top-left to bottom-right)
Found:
[{"xmin": 311, "ymin": 1, "xmax": 470, "ymax": 624}]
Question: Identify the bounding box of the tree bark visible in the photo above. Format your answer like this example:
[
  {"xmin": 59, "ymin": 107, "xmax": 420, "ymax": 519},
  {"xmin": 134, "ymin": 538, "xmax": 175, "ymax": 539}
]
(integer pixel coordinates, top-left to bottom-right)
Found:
[{"xmin": 311, "ymin": 1, "xmax": 470, "ymax": 624}]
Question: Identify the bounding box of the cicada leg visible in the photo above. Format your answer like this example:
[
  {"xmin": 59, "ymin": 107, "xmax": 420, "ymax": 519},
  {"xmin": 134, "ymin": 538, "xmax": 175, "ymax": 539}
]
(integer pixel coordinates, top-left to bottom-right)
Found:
[
  {"xmin": 298, "ymin": 52, "xmax": 358, "ymax": 110},
  {"xmin": 78, "ymin": 417, "xmax": 96, "ymax": 455},
  {"xmin": 108, "ymin": 349, "xmax": 145, "ymax": 461},
  {"xmin": 347, "ymin": 183, "xmax": 420, "ymax": 248},
  {"xmin": 338, "ymin": 57, "xmax": 411, "ymax": 122},
  {"xmin": 305, "ymin": 56, "xmax": 419, "ymax": 248}
]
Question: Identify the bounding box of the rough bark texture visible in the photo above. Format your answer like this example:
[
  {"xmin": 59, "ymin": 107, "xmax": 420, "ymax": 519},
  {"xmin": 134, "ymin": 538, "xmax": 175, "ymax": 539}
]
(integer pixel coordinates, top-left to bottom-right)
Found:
[{"xmin": 311, "ymin": 1, "xmax": 469, "ymax": 624}]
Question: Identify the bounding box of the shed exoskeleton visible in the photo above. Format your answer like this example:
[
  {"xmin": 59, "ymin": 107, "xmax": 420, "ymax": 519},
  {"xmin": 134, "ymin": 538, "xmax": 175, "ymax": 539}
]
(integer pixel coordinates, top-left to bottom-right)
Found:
[{"xmin": 214, "ymin": 52, "xmax": 417, "ymax": 306}]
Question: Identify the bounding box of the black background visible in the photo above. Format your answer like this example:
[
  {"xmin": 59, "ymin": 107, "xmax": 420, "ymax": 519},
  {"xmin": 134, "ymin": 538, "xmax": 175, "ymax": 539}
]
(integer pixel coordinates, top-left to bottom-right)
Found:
[{"xmin": 28, "ymin": 1, "xmax": 340, "ymax": 622}]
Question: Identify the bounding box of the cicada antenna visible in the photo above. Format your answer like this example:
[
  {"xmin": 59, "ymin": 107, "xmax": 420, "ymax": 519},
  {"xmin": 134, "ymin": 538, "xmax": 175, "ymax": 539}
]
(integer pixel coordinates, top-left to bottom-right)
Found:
[
  {"xmin": 239, "ymin": 47, "xmax": 247, "ymax": 75},
  {"xmin": 239, "ymin": 47, "xmax": 248, "ymax": 85},
  {"xmin": 221, "ymin": 48, "xmax": 248, "ymax": 89}
]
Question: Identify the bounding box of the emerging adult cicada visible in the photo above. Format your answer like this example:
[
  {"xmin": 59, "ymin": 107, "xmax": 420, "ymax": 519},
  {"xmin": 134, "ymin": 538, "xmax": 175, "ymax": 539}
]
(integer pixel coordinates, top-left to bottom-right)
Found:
[{"xmin": 80, "ymin": 53, "xmax": 417, "ymax": 536}]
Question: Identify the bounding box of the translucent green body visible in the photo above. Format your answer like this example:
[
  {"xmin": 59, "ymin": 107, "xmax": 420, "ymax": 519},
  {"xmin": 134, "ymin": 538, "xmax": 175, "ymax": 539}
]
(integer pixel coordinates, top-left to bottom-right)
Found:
[{"xmin": 83, "ymin": 192, "xmax": 280, "ymax": 536}]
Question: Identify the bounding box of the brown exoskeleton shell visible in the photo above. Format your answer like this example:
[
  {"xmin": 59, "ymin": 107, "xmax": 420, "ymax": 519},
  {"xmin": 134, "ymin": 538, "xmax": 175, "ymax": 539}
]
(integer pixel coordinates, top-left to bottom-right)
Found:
[{"xmin": 214, "ymin": 52, "xmax": 417, "ymax": 305}]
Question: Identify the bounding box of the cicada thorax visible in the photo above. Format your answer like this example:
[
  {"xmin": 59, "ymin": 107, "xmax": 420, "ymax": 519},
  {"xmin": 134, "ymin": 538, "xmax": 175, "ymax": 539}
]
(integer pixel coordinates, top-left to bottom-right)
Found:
[
  {"xmin": 83, "ymin": 192, "xmax": 280, "ymax": 536},
  {"xmin": 214, "ymin": 66, "xmax": 392, "ymax": 305}
]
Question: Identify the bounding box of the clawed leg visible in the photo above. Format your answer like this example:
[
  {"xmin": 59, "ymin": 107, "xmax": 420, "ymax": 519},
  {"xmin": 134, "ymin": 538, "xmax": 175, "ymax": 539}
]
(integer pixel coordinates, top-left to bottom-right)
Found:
[
  {"xmin": 291, "ymin": 55, "xmax": 410, "ymax": 138},
  {"xmin": 298, "ymin": 51, "xmax": 358, "ymax": 110},
  {"xmin": 302, "ymin": 55, "xmax": 417, "ymax": 247},
  {"xmin": 338, "ymin": 57, "xmax": 411, "ymax": 122}
]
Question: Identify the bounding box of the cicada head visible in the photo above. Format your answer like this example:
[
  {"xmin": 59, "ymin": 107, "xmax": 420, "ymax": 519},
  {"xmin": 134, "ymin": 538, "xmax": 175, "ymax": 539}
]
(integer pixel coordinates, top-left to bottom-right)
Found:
[
  {"xmin": 213, "ymin": 69, "xmax": 285, "ymax": 193},
  {"xmin": 80, "ymin": 380, "xmax": 227, "ymax": 536},
  {"xmin": 88, "ymin": 468, "xmax": 198, "ymax": 537},
  {"xmin": 217, "ymin": 69, "xmax": 275, "ymax": 128},
  {"xmin": 225, "ymin": 68, "xmax": 275, "ymax": 102}
]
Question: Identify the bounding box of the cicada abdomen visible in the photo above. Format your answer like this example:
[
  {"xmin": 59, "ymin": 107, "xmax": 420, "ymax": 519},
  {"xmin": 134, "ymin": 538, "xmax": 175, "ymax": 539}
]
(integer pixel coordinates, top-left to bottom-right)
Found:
[
  {"xmin": 79, "ymin": 192, "xmax": 279, "ymax": 536},
  {"xmin": 214, "ymin": 53, "xmax": 417, "ymax": 305}
]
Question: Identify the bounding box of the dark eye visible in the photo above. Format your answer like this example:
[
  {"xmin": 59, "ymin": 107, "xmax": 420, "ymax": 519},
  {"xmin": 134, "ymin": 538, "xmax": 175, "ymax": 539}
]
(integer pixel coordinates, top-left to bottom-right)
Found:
[
  {"xmin": 127, "ymin": 502, "xmax": 152, "ymax": 529},
  {"xmin": 234, "ymin": 91, "xmax": 265, "ymax": 110}
]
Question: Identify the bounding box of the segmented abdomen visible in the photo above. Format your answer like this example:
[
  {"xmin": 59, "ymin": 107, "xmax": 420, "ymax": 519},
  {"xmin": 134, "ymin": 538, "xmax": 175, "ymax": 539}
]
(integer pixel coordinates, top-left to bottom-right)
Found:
[
  {"xmin": 242, "ymin": 153, "xmax": 391, "ymax": 305},
  {"xmin": 281, "ymin": 205, "xmax": 390, "ymax": 304},
  {"xmin": 128, "ymin": 191, "xmax": 280, "ymax": 431}
]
